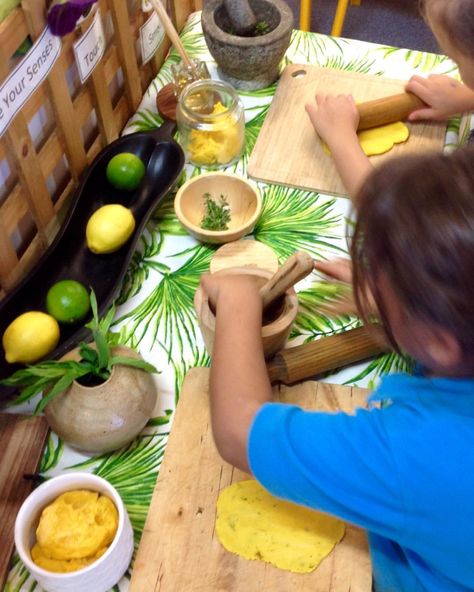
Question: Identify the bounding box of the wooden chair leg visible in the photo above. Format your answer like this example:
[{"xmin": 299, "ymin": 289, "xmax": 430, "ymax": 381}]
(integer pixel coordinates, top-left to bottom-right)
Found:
[
  {"xmin": 331, "ymin": 0, "xmax": 350, "ymax": 36},
  {"xmin": 299, "ymin": 0, "xmax": 312, "ymax": 31}
]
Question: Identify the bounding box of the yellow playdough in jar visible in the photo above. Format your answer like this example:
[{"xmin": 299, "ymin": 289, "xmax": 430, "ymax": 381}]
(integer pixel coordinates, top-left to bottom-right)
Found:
[
  {"xmin": 187, "ymin": 101, "xmax": 244, "ymax": 166},
  {"xmin": 31, "ymin": 490, "xmax": 118, "ymax": 573}
]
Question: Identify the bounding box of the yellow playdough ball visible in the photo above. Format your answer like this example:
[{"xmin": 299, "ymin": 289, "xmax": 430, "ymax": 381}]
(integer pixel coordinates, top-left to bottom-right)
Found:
[
  {"xmin": 2, "ymin": 311, "xmax": 60, "ymax": 364},
  {"xmin": 86, "ymin": 204, "xmax": 135, "ymax": 254}
]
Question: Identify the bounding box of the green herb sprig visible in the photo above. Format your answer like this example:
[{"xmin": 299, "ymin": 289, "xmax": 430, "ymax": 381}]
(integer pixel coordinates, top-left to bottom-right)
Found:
[
  {"xmin": 0, "ymin": 291, "xmax": 157, "ymax": 414},
  {"xmin": 254, "ymin": 20, "xmax": 271, "ymax": 35},
  {"xmin": 201, "ymin": 192, "xmax": 231, "ymax": 231}
]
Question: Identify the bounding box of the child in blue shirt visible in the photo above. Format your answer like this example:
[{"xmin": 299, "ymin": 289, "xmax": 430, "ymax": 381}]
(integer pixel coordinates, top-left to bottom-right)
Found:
[{"xmin": 199, "ymin": 146, "xmax": 474, "ymax": 591}]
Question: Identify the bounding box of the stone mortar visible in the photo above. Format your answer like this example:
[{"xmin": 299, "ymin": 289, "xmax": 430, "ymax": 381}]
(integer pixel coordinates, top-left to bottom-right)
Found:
[{"xmin": 202, "ymin": 0, "xmax": 293, "ymax": 91}]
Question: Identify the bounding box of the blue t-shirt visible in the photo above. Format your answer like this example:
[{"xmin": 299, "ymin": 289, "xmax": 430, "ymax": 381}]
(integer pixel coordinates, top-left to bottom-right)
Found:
[{"xmin": 248, "ymin": 373, "xmax": 474, "ymax": 591}]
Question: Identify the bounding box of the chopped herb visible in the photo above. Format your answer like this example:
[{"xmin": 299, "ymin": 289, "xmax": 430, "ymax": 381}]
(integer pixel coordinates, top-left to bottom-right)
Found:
[
  {"xmin": 254, "ymin": 20, "xmax": 271, "ymax": 35},
  {"xmin": 201, "ymin": 192, "xmax": 231, "ymax": 231}
]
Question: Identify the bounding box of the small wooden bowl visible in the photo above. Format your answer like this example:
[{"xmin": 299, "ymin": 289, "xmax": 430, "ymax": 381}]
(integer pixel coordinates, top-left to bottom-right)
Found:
[
  {"xmin": 194, "ymin": 267, "xmax": 298, "ymax": 359},
  {"xmin": 174, "ymin": 172, "xmax": 262, "ymax": 244}
]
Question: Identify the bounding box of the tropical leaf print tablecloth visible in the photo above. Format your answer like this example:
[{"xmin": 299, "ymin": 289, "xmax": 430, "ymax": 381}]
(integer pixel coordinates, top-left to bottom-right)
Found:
[{"xmin": 6, "ymin": 11, "xmax": 472, "ymax": 591}]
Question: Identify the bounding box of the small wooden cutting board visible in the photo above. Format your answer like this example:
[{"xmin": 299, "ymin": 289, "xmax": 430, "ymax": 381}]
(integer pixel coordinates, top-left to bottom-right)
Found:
[
  {"xmin": 130, "ymin": 367, "xmax": 372, "ymax": 592},
  {"xmin": 0, "ymin": 413, "xmax": 49, "ymax": 588},
  {"xmin": 248, "ymin": 64, "xmax": 446, "ymax": 197}
]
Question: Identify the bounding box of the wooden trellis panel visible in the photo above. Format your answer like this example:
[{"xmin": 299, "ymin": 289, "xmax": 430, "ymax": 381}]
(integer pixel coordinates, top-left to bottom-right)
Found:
[{"xmin": 0, "ymin": 0, "xmax": 201, "ymax": 295}]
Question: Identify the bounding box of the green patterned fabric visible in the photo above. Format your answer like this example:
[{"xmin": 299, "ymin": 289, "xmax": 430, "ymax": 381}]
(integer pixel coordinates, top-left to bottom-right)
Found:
[{"xmin": 6, "ymin": 10, "xmax": 472, "ymax": 591}]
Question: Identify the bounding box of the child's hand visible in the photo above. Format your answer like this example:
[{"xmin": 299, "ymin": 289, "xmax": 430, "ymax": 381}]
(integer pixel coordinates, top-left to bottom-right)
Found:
[
  {"xmin": 305, "ymin": 94, "xmax": 372, "ymax": 200},
  {"xmin": 406, "ymin": 75, "xmax": 474, "ymax": 121},
  {"xmin": 314, "ymin": 258, "xmax": 353, "ymax": 284},
  {"xmin": 314, "ymin": 258, "xmax": 378, "ymax": 318},
  {"xmin": 200, "ymin": 273, "xmax": 262, "ymax": 312},
  {"xmin": 305, "ymin": 93, "xmax": 360, "ymax": 149}
]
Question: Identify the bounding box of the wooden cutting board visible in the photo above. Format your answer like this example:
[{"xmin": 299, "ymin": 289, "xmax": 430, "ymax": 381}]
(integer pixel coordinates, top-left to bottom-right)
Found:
[
  {"xmin": 0, "ymin": 413, "xmax": 49, "ymax": 588},
  {"xmin": 130, "ymin": 368, "xmax": 372, "ymax": 592},
  {"xmin": 248, "ymin": 64, "xmax": 446, "ymax": 197}
]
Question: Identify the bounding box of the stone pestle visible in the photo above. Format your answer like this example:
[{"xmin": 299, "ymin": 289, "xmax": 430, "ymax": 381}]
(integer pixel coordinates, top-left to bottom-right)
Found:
[{"xmin": 223, "ymin": 0, "xmax": 257, "ymax": 34}]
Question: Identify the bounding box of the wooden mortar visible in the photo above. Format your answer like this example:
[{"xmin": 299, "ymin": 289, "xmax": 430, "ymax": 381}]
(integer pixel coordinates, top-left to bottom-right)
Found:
[{"xmin": 194, "ymin": 251, "xmax": 313, "ymax": 359}]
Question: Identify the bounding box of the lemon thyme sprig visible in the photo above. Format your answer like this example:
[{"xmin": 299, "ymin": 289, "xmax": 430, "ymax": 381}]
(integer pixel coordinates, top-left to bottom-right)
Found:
[
  {"xmin": 0, "ymin": 290, "xmax": 157, "ymax": 414},
  {"xmin": 201, "ymin": 192, "xmax": 231, "ymax": 231}
]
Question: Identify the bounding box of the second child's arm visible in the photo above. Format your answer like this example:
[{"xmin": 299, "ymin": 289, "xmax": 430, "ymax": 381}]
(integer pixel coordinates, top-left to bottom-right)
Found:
[
  {"xmin": 201, "ymin": 274, "xmax": 273, "ymax": 473},
  {"xmin": 305, "ymin": 94, "xmax": 373, "ymax": 202}
]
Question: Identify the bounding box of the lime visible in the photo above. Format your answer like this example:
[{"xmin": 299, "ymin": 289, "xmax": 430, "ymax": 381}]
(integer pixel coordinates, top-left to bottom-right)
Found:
[
  {"xmin": 3, "ymin": 311, "xmax": 60, "ymax": 364},
  {"xmin": 106, "ymin": 152, "xmax": 146, "ymax": 191},
  {"xmin": 46, "ymin": 280, "xmax": 90, "ymax": 324},
  {"xmin": 86, "ymin": 204, "xmax": 136, "ymax": 254}
]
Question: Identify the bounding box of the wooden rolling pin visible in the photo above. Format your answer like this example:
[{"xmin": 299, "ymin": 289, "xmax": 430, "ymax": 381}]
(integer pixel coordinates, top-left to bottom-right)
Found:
[
  {"xmin": 357, "ymin": 91, "xmax": 427, "ymax": 131},
  {"xmin": 266, "ymin": 325, "xmax": 389, "ymax": 384},
  {"xmin": 259, "ymin": 251, "xmax": 314, "ymax": 310}
]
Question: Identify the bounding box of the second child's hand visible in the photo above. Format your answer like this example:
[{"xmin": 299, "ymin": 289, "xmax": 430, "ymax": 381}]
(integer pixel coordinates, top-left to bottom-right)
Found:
[
  {"xmin": 406, "ymin": 74, "xmax": 474, "ymax": 121},
  {"xmin": 305, "ymin": 94, "xmax": 373, "ymax": 203},
  {"xmin": 314, "ymin": 259, "xmax": 379, "ymax": 318}
]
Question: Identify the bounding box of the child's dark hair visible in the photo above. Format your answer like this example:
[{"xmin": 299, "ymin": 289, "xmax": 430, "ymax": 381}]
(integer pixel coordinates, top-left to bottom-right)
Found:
[
  {"xmin": 420, "ymin": 0, "xmax": 474, "ymax": 56},
  {"xmin": 351, "ymin": 146, "xmax": 474, "ymax": 362}
]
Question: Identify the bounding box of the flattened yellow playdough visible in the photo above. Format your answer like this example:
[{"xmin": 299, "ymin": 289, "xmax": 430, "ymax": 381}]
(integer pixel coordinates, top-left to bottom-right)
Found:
[
  {"xmin": 215, "ymin": 480, "xmax": 345, "ymax": 573},
  {"xmin": 323, "ymin": 121, "xmax": 410, "ymax": 156},
  {"xmin": 358, "ymin": 121, "xmax": 410, "ymax": 155}
]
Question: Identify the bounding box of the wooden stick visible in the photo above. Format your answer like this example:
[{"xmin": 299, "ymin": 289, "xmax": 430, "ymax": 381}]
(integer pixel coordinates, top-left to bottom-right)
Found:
[
  {"xmin": 357, "ymin": 92, "xmax": 427, "ymax": 131},
  {"xmin": 266, "ymin": 325, "xmax": 388, "ymax": 384},
  {"xmin": 259, "ymin": 251, "xmax": 314, "ymax": 311},
  {"xmin": 149, "ymin": 0, "xmax": 195, "ymax": 70}
]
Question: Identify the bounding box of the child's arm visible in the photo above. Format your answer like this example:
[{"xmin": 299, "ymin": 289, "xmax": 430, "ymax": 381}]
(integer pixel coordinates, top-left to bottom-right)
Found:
[
  {"xmin": 305, "ymin": 94, "xmax": 373, "ymax": 201},
  {"xmin": 406, "ymin": 74, "xmax": 474, "ymax": 121},
  {"xmin": 200, "ymin": 273, "xmax": 273, "ymax": 473},
  {"xmin": 314, "ymin": 259, "xmax": 379, "ymax": 318}
]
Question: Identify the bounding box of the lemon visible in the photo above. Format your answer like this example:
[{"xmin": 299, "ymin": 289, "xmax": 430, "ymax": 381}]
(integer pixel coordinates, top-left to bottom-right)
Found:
[
  {"xmin": 46, "ymin": 280, "xmax": 90, "ymax": 324},
  {"xmin": 3, "ymin": 311, "xmax": 60, "ymax": 364},
  {"xmin": 86, "ymin": 204, "xmax": 135, "ymax": 254}
]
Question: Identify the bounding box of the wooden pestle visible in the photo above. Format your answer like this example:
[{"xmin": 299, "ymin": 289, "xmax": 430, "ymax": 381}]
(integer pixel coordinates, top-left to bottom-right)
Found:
[
  {"xmin": 357, "ymin": 91, "xmax": 427, "ymax": 131},
  {"xmin": 259, "ymin": 251, "xmax": 314, "ymax": 310},
  {"xmin": 266, "ymin": 325, "xmax": 389, "ymax": 384}
]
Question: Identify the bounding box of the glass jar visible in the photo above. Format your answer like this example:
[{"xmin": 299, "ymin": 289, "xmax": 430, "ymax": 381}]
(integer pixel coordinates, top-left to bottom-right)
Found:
[
  {"xmin": 176, "ymin": 79, "xmax": 245, "ymax": 169},
  {"xmin": 171, "ymin": 59, "xmax": 210, "ymax": 99}
]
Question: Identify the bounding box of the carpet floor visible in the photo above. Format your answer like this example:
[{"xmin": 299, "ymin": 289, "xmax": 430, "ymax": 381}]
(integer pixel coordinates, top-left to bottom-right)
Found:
[{"xmin": 287, "ymin": 0, "xmax": 439, "ymax": 53}]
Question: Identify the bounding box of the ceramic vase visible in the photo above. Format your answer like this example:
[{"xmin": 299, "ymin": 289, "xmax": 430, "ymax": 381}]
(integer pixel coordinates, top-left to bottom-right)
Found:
[{"xmin": 44, "ymin": 346, "xmax": 157, "ymax": 453}]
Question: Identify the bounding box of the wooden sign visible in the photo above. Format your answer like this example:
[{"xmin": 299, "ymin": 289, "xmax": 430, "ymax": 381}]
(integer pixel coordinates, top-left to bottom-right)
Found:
[
  {"xmin": 73, "ymin": 9, "xmax": 105, "ymax": 83},
  {"xmin": 140, "ymin": 11, "xmax": 165, "ymax": 64},
  {"xmin": 0, "ymin": 27, "xmax": 61, "ymax": 137}
]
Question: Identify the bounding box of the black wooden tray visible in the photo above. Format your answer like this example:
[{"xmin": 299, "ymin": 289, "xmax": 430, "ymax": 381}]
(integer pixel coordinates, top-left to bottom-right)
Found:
[{"xmin": 0, "ymin": 121, "xmax": 184, "ymax": 395}]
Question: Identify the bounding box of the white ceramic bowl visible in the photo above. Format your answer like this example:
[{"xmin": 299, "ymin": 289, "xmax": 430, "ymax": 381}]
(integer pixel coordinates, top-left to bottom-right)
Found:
[{"xmin": 14, "ymin": 472, "xmax": 134, "ymax": 592}]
